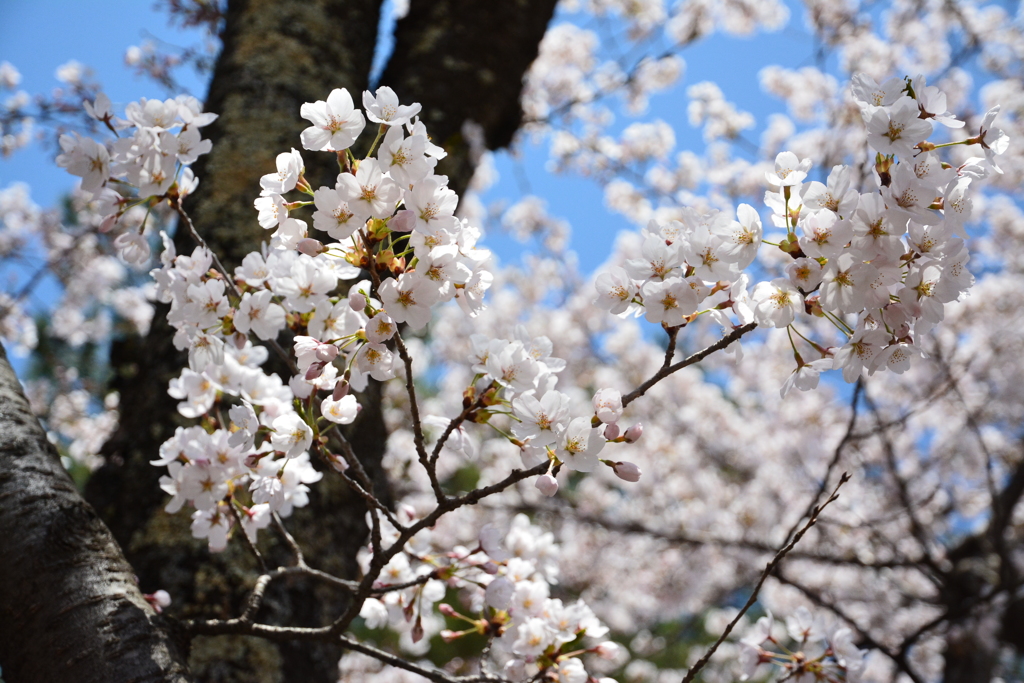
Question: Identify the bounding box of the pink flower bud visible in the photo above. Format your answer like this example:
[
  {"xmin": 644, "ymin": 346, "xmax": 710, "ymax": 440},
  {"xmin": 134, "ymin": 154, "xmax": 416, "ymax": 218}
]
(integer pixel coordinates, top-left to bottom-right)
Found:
[
  {"xmin": 411, "ymin": 616, "xmax": 424, "ymax": 643},
  {"xmin": 349, "ymin": 292, "xmax": 367, "ymax": 311},
  {"xmin": 315, "ymin": 343, "xmax": 339, "ymax": 362},
  {"xmin": 604, "ymin": 422, "xmax": 620, "ymax": 440},
  {"xmin": 332, "ymin": 380, "xmax": 350, "ymax": 401},
  {"xmin": 327, "ymin": 453, "xmax": 349, "ymax": 473},
  {"xmin": 535, "ymin": 473, "xmax": 559, "ymax": 497},
  {"xmin": 440, "ymin": 629, "xmax": 462, "ymax": 643},
  {"xmin": 438, "ymin": 603, "xmax": 458, "ymax": 617},
  {"xmin": 305, "ymin": 360, "xmax": 326, "ymax": 380},
  {"xmin": 297, "ymin": 237, "xmax": 325, "ymax": 256},
  {"xmin": 390, "ymin": 209, "xmax": 416, "ymax": 233},
  {"xmin": 99, "ymin": 213, "xmax": 118, "ymax": 233},
  {"xmin": 612, "ymin": 461, "xmax": 642, "ymax": 482},
  {"xmin": 244, "ymin": 453, "xmax": 262, "ymax": 469},
  {"xmin": 233, "ymin": 332, "xmax": 248, "ymax": 350},
  {"xmin": 143, "ymin": 590, "xmax": 172, "ymax": 613},
  {"xmin": 595, "ymin": 641, "xmax": 621, "ymax": 659},
  {"xmin": 624, "ymin": 422, "xmax": 643, "ymax": 443},
  {"xmin": 481, "ymin": 561, "xmax": 499, "ymax": 575},
  {"xmin": 152, "ymin": 589, "xmax": 172, "ymax": 608}
]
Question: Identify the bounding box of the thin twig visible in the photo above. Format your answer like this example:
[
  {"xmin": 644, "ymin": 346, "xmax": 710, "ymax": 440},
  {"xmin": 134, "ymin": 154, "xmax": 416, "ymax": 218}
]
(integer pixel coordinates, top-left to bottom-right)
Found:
[
  {"xmin": 394, "ymin": 330, "xmax": 445, "ymax": 503},
  {"xmin": 273, "ymin": 512, "xmax": 305, "ymax": 567},
  {"xmin": 227, "ymin": 502, "xmax": 267, "ymax": 573},
  {"xmin": 622, "ymin": 323, "xmax": 757, "ymax": 409}
]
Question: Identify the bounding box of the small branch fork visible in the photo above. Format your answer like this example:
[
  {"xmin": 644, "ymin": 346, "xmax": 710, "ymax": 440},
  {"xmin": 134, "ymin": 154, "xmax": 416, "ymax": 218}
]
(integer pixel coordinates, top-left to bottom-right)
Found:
[
  {"xmin": 679, "ymin": 473, "xmax": 851, "ymax": 683},
  {"xmin": 622, "ymin": 323, "xmax": 757, "ymax": 409}
]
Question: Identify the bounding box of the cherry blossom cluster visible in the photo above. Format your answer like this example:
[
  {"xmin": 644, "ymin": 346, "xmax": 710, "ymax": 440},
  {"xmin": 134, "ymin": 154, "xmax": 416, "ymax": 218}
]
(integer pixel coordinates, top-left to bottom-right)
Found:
[
  {"xmin": 55, "ymin": 91, "xmax": 215, "ymax": 264},
  {"xmin": 462, "ymin": 330, "xmax": 644, "ymax": 495},
  {"xmin": 128, "ymin": 85, "xmax": 656, "ymax": 553},
  {"xmin": 594, "ymin": 74, "xmax": 1008, "ymax": 397},
  {"xmin": 738, "ymin": 608, "xmax": 867, "ymax": 683},
  {"xmin": 357, "ymin": 512, "xmax": 619, "ymax": 683},
  {"xmin": 1, "ymin": 180, "xmax": 157, "ymax": 470}
]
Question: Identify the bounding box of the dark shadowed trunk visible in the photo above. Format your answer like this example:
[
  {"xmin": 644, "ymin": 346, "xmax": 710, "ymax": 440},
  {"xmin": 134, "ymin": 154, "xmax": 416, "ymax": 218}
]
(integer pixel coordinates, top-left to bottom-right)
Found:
[
  {"xmin": 382, "ymin": 0, "xmax": 559, "ymax": 199},
  {"xmin": 0, "ymin": 343, "xmax": 193, "ymax": 683}
]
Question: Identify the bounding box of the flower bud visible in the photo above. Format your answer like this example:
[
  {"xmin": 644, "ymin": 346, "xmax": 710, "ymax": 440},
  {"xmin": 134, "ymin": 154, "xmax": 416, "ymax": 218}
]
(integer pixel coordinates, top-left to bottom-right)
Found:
[
  {"xmin": 305, "ymin": 360, "xmax": 326, "ymax": 380},
  {"xmin": 349, "ymin": 292, "xmax": 367, "ymax": 311},
  {"xmin": 624, "ymin": 422, "xmax": 643, "ymax": 443},
  {"xmin": 595, "ymin": 641, "xmax": 621, "ymax": 659},
  {"xmin": 297, "ymin": 237, "xmax": 325, "ymax": 256},
  {"xmin": 438, "ymin": 603, "xmax": 458, "ymax": 617},
  {"xmin": 604, "ymin": 423, "xmax": 621, "ymax": 440},
  {"xmin": 411, "ymin": 616, "xmax": 424, "ymax": 643},
  {"xmin": 233, "ymin": 332, "xmax": 248, "ymax": 350},
  {"xmin": 390, "ymin": 209, "xmax": 416, "ymax": 233},
  {"xmin": 440, "ymin": 629, "xmax": 462, "ymax": 643},
  {"xmin": 481, "ymin": 561, "xmax": 499, "ymax": 575},
  {"xmin": 327, "ymin": 452, "xmax": 349, "ymax": 473},
  {"xmin": 315, "ymin": 343, "xmax": 339, "ymax": 362},
  {"xmin": 535, "ymin": 473, "xmax": 559, "ymax": 497},
  {"xmin": 332, "ymin": 380, "xmax": 350, "ymax": 401},
  {"xmin": 612, "ymin": 461, "xmax": 642, "ymax": 482},
  {"xmin": 143, "ymin": 590, "xmax": 172, "ymax": 613},
  {"xmin": 152, "ymin": 589, "xmax": 172, "ymax": 608}
]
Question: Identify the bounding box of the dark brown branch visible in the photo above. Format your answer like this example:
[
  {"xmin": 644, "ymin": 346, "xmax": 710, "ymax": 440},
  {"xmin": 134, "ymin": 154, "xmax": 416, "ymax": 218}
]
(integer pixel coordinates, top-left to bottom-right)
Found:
[{"xmin": 622, "ymin": 323, "xmax": 757, "ymax": 409}]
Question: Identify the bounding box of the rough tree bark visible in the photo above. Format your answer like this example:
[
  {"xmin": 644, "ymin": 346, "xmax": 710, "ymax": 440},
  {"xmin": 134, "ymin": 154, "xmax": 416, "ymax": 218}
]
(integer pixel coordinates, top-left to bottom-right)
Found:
[
  {"xmin": 79, "ymin": 0, "xmax": 559, "ymax": 681},
  {"xmin": 0, "ymin": 343, "xmax": 193, "ymax": 682},
  {"xmin": 382, "ymin": 0, "xmax": 559, "ymax": 199}
]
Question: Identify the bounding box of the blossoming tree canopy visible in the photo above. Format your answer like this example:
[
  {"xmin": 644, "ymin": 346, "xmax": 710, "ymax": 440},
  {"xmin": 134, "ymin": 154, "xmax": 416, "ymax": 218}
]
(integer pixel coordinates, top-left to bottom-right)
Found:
[{"xmin": 37, "ymin": 68, "xmax": 1008, "ymax": 682}]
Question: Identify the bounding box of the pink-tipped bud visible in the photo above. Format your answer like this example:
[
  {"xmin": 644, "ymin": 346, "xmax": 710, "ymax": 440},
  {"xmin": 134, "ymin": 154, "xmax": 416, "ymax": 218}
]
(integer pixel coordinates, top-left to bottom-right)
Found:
[
  {"xmin": 440, "ymin": 629, "xmax": 462, "ymax": 643},
  {"xmin": 612, "ymin": 461, "xmax": 642, "ymax": 482},
  {"xmin": 233, "ymin": 332, "xmax": 248, "ymax": 350},
  {"xmin": 297, "ymin": 237, "xmax": 325, "ymax": 256},
  {"xmin": 143, "ymin": 590, "xmax": 172, "ymax": 613},
  {"xmin": 99, "ymin": 213, "xmax": 118, "ymax": 233},
  {"xmin": 604, "ymin": 423, "xmax": 620, "ymax": 440},
  {"xmin": 305, "ymin": 360, "xmax": 326, "ymax": 380},
  {"xmin": 327, "ymin": 453, "xmax": 349, "ymax": 473},
  {"xmin": 349, "ymin": 292, "xmax": 367, "ymax": 311},
  {"xmin": 438, "ymin": 603, "xmax": 458, "ymax": 617},
  {"xmin": 244, "ymin": 453, "xmax": 262, "ymax": 469},
  {"xmin": 411, "ymin": 616, "xmax": 424, "ymax": 643},
  {"xmin": 152, "ymin": 589, "xmax": 172, "ymax": 608},
  {"xmin": 595, "ymin": 641, "xmax": 621, "ymax": 659},
  {"xmin": 390, "ymin": 209, "xmax": 416, "ymax": 233},
  {"xmin": 624, "ymin": 422, "xmax": 643, "ymax": 443},
  {"xmin": 332, "ymin": 380, "xmax": 350, "ymax": 401},
  {"xmin": 535, "ymin": 473, "xmax": 559, "ymax": 497},
  {"xmin": 315, "ymin": 343, "xmax": 339, "ymax": 362},
  {"xmin": 481, "ymin": 561, "xmax": 499, "ymax": 575}
]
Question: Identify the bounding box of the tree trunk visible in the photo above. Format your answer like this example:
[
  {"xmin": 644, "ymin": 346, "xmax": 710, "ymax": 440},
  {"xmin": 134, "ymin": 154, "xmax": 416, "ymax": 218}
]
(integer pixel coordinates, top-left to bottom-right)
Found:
[
  {"xmin": 381, "ymin": 0, "xmax": 559, "ymax": 199},
  {"xmin": 0, "ymin": 342, "xmax": 193, "ymax": 682}
]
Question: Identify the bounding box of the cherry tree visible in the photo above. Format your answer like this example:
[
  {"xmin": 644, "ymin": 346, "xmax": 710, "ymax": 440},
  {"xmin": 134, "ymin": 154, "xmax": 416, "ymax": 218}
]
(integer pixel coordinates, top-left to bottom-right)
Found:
[{"xmin": 0, "ymin": 1, "xmax": 1022, "ymax": 683}]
